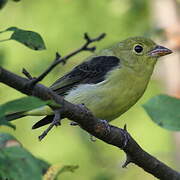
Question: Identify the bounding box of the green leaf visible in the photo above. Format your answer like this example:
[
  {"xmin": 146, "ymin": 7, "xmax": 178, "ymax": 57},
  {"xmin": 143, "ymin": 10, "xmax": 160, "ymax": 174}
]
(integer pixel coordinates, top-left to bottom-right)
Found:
[
  {"xmin": 0, "ymin": 0, "xmax": 21, "ymax": 10},
  {"xmin": 0, "ymin": 133, "xmax": 78, "ymax": 180},
  {"xmin": 1, "ymin": 96, "xmax": 49, "ymax": 115},
  {"xmin": 0, "ymin": 106, "xmax": 15, "ymax": 129},
  {"xmin": 0, "ymin": 117, "xmax": 16, "ymax": 129},
  {"xmin": 0, "ymin": 133, "xmax": 50, "ymax": 180},
  {"xmin": 0, "ymin": 133, "xmax": 19, "ymax": 148},
  {"xmin": 6, "ymin": 27, "xmax": 46, "ymax": 50},
  {"xmin": 0, "ymin": 96, "xmax": 50, "ymax": 128},
  {"xmin": 0, "ymin": 0, "xmax": 8, "ymax": 9},
  {"xmin": 6, "ymin": 26, "xmax": 18, "ymax": 31},
  {"xmin": 143, "ymin": 94, "xmax": 180, "ymax": 131},
  {"xmin": 43, "ymin": 164, "xmax": 79, "ymax": 180}
]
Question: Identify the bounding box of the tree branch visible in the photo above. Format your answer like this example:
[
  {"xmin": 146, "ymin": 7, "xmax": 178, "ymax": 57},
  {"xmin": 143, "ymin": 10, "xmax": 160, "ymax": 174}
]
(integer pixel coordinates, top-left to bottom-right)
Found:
[
  {"xmin": 0, "ymin": 67, "xmax": 180, "ymax": 179},
  {"xmin": 0, "ymin": 32, "xmax": 179, "ymax": 179},
  {"xmin": 25, "ymin": 33, "xmax": 106, "ymax": 86}
]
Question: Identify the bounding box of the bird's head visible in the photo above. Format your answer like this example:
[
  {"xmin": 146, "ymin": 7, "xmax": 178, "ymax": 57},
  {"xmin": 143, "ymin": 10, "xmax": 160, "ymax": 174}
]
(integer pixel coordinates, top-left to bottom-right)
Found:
[{"xmin": 113, "ymin": 37, "xmax": 172, "ymax": 72}]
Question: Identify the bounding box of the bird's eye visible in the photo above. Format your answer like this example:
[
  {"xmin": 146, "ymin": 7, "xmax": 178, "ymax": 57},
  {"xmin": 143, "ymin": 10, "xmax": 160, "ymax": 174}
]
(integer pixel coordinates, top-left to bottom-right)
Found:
[{"xmin": 134, "ymin": 45, "xmax": 143, "ymax": 53}]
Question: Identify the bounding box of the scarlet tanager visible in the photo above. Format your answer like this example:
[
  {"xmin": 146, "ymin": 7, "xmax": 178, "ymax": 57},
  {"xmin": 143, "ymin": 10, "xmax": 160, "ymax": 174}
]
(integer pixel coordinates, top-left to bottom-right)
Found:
[{"xmin": 6, "ymin": 37, "xmax": 172, "ymax": 128}]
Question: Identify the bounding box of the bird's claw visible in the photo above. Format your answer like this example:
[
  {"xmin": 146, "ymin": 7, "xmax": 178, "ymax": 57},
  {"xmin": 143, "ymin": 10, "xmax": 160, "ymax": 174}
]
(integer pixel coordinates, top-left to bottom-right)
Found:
[
  {"xmin": 38, "ymin": 110, "xmax": 62, "ymax": 141},
  {"xmin": 53, "ymin": 109, "xmax": 61, "ymax": 126},
  {"xmin": 54, "ymin": 121, "xmax": 61, "ymax": 127}
]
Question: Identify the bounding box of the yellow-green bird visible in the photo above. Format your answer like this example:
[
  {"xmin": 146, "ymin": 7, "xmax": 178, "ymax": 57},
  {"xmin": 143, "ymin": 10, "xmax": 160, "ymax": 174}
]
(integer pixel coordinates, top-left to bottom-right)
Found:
[{"xmin": 6, "ymin": 37, "xmax": 172, "ymax": 128}]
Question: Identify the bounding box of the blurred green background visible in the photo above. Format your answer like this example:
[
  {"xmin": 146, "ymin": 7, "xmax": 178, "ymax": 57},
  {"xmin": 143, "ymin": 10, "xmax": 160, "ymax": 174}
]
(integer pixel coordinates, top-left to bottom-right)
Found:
[{"xmin": 0, "ymin": 0, "xmax": 178, "ymax": 179}]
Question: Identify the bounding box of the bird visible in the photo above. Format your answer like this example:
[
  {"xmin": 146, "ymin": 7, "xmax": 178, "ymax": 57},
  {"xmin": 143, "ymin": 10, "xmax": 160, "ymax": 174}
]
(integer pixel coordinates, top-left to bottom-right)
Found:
[{"xmin": 6, "ymin": 37, "xmax": 172, "ymax": 129}]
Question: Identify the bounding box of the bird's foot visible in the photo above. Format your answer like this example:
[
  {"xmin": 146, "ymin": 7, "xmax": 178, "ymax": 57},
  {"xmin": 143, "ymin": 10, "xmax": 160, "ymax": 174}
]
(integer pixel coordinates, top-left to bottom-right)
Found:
[
  {"xmin": 53, "ymin": 110, "xmax": 61, "ymax": 126},
  {"xmin": 39, "ymin": 110, "xmax": 62, "ymax": 141}
]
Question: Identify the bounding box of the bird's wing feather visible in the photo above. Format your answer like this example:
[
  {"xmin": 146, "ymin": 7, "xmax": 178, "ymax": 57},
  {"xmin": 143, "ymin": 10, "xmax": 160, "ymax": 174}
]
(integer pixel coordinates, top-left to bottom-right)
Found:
[
  {"xmin": 50, "ymin": 56, "xmax": 120, "ymax": 96},
  {"xmin": 32, "ymin": 56, "xmax": 120, "ymax": 129}
]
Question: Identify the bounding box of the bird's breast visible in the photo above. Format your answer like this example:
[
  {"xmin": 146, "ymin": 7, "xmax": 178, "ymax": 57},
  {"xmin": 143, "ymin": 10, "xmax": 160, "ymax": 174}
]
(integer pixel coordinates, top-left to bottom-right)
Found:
[{"xmin": 65, "ymin": 66, "xmax": 152, "ymax": 121}]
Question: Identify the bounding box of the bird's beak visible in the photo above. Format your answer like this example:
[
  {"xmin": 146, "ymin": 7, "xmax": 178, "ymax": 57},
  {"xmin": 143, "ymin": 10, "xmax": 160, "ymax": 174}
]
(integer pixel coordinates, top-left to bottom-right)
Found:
[{"xmin": 148, "ymin": 45, "xmax": 173, "ymax": 58}]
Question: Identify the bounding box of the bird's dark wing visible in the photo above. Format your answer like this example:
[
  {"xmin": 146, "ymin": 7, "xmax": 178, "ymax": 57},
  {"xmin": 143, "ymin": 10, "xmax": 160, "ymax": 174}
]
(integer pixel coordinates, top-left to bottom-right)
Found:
[
  {"xmin": 32, "ymin": 56, "xmax": 120, "ymax": 129},
  {"xmin": 50, "ymin": 56, "xmax": 120, "ymax": 96}
]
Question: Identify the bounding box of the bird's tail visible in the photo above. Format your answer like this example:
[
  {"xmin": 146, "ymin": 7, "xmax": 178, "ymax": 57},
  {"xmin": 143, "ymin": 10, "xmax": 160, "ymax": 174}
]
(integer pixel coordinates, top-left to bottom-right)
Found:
[
  {"xmin": 5, "ymin": 112, "xmax": 54, "ymax": 130},
  {"xmin": 5, "ymin": 109, "xmax": 55, "ymax": 130},
  {"xmin": 32, "ymin": 115, "xmax": 54, "ymax": 129},
  {"xmin": 5, "ymin": 112, "xmax": 26, "ymax": 122}
]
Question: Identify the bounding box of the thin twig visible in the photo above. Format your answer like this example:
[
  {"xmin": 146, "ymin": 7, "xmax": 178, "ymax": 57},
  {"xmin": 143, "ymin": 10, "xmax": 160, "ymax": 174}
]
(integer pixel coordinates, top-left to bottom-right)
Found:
[
  {"xmin": 22, "ymin": 68, "xmax": 33, "ymax": 80},
  {"xmin": 27, "ymin": 33, "xmax": 106, "ymax": 86},
  {"xmin": 39, "ymin": 109, "xmax": 61, "ymax": 141}
]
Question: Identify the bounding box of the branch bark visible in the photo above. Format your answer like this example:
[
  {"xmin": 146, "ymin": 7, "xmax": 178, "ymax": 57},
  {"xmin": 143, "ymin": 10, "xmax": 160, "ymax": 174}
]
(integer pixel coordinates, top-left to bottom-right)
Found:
[
  {"xmin": 0, "ymin": 66, "xmax": 180, "ymax": 179},
  {"xmin": 0, "ymin": 32, "xmax": 180, "ymax": 179}
]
